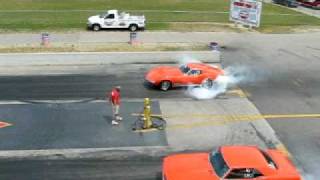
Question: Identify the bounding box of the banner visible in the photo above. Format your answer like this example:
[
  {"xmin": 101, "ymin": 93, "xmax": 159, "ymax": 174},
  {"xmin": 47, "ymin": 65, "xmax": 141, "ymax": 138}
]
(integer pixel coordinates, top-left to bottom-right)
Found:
[{"xmin": 230, "ymin": 0, "xmax": 262, "ymax": 27}]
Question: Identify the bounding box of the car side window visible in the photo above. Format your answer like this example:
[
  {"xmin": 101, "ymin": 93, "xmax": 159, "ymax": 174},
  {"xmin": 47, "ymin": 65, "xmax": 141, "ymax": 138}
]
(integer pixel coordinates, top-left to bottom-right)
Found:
[
  {"xmin": 225, "ymin": 168, "xmax": 262, "ymax": 179},
  {"xmin": 188, "ymin": 70, "xmax": 201, "ymax": 76},
  {"xmin": 105, "ymin": 14, "xmax": 115, "ymax": 19}
]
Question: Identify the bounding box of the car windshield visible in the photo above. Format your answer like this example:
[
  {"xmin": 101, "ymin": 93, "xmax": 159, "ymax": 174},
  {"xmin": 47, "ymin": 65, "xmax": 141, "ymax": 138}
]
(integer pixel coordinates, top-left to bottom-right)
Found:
[
  {"xmin": 260, "ymin": 150, "xmax": 277, "ymax": 169},
  {"xmin": 210, "ymin": 149, "xmax": 230, "ymax": 177},
  {"xmin": 179, "ymin": 65, "xmax": 190, "ymax": 74}
]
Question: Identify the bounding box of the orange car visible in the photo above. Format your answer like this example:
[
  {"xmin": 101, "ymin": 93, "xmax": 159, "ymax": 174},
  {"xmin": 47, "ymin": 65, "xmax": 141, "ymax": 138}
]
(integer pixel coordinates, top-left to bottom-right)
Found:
[
  {"xmin": 163, "ymin": 146, "xmax": 301, "ymax": 180},
  {"xmin": 145, "ymin": 63, "xmax": 224, "ymax": 91}
]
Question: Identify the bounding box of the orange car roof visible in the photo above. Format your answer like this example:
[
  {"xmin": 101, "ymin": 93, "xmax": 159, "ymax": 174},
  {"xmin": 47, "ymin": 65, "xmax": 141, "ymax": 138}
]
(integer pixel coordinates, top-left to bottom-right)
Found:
[{"xmin": 221, "ymin": 146, "xmax": 268, "ymax": 169}]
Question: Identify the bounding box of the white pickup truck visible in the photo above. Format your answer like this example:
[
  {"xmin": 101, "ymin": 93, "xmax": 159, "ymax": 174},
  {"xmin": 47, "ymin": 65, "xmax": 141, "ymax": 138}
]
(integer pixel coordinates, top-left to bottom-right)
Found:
[{"xmin": 87, "ymin": 10, "xmax": 146, "ymax": 31}]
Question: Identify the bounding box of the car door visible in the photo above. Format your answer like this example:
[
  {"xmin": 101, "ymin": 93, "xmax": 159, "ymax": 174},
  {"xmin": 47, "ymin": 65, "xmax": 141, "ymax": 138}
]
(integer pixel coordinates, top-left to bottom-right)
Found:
[{"xmin": 104, "ymin": 14, "xmax": 116, "ymax": 27}]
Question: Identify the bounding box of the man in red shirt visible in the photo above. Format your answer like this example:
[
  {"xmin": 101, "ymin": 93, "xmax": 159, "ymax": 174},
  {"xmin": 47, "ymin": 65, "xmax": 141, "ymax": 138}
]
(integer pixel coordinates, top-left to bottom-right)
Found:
[{"xmin": 108, "ymin": 86, "xmax": 122, "ymax": 125}]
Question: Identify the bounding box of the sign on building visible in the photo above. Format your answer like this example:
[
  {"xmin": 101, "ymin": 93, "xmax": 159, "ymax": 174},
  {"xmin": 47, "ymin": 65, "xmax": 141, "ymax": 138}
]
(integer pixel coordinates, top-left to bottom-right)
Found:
[{"xmin": 230, "ymin": 0, "xmax": 262, "ymax": 28}]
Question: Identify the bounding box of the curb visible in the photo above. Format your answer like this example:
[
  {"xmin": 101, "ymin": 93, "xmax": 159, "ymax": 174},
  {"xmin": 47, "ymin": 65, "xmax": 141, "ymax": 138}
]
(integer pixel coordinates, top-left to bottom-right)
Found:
[{"xmin": 0, "ymin": 51, "xmax": 221, "ymax": 66}]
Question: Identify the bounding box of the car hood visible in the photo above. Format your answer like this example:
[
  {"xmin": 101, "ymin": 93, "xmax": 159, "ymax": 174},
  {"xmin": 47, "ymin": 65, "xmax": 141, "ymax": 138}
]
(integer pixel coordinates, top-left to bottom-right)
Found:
[
  {"xmin": 163, "ymin": 153, "xmax": 220, "ymax": 180},
  {"xmin": 88, "ymin": 15, "xmax": 100, "ymax": 23},
  {"xmin": 146, "ymin": 66, "xmax": 181, "ymax": 81}
]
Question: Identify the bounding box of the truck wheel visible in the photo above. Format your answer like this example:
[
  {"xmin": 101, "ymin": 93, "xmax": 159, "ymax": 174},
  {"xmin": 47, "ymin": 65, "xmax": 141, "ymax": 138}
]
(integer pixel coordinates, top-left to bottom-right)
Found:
[
  {"xmin": 92, "ymin": 24, "xmax": 100, "ymax": 31},
  {"xmin": 160, "ymin": 81, "xmax": 171, "ymax": 91},
  {"xmin": 129, "ymin": 24, "xmax": 138, "ymax": 32}
]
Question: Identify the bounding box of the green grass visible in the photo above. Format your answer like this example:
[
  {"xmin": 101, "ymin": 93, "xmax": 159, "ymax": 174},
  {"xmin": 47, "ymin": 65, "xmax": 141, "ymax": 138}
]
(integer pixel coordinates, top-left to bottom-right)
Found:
[
  {"xmin": 0, "ymin": 0, "xmax": 319, "ymax": 32},
  {"xmin": 0, "ymin": 0, "xmax": 229, "ymax": 11},
  {"xmin": 0, "ymin": 43, "xmax": 209, "ymax": 53}
]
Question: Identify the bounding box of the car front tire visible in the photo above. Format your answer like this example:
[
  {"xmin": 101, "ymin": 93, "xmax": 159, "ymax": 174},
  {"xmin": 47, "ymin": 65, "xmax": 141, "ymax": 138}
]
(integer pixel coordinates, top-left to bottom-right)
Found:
[
  {"xmin": 92, "ymin": 24, "xmax": 101, "ymax": 31},
  {"xmin": 160, "ymin": 81, "xmax": 171, "ymax": 91}
]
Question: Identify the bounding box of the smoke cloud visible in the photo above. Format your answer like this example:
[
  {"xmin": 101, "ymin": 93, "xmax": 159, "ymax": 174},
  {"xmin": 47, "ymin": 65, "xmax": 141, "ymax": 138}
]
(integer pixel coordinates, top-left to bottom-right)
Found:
[
  {"xmin": 176, "ymin": 55, "xmax": 266, "ymax": 100},
  {"xmin": 177, "ymin": 54, "xmax": 201, "ymax": 65},
  {"xmin": 302, "ymin": 174, "xmax": 316, "ymax": 180},
  {"xmin": 187, "ymin": 64, "xmax": 261, "ymax": 100}
]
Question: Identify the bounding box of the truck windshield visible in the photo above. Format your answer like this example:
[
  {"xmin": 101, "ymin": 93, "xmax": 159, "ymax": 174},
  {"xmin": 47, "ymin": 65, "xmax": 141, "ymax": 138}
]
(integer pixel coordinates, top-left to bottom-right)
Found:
[
  {"xmin": 106, "ymin": 14, "xmax": 115, "ymax": 19},
  {"xmin": 99, "ymin": 13, "xmax": 107, "ymax": 18},
  {"xmin": 210, "ymin": 149, "xmax": 230, "ymax": 177}
]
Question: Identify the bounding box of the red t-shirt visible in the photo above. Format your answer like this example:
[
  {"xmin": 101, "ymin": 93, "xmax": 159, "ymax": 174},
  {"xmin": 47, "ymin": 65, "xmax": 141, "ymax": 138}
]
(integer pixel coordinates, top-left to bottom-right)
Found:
[{"xmin": 109, "ymin": 89, "xmax": 120, "ymax": 105}]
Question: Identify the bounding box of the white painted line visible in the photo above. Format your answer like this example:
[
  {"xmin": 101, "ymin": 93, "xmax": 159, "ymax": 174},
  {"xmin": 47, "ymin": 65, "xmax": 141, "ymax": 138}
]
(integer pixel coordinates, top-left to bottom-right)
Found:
[
  {"xmin": 0, "ymin": 98, "xmax": 193, "ymax": 105},
  {"xmin": 0, "ymin": 100, "xmax": 98, "ymax": 104},
  {"xmin": 0, "ymin": 146, "xmax": 169, "ymax": 159},
  {"xmin": 0, "ymin": 101, "xmax": 29, "ymax": 105}
]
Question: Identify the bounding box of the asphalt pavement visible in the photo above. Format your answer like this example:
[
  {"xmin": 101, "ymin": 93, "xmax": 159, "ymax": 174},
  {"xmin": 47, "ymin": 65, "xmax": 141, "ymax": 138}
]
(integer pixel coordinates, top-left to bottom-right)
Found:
[
  {"xmin": 264, "ymin": 0, "xmax": 320, "ymax": 18},
  {"xmin": 0, "ymin": 32, "xmax": 319, "ymax": 179},
  {"xmin": 0, "ymin": 69, "xmax": 188, "ymax": 100},
  {"xmin": 295, "ymin": 6, "xmax": 320, "ymax": 18},
  {"xmin": 222, "ymin": 34, "xmax": 320, "ymax": 178},
  {"xmin": 0, "ymin": 158, "xmax": 163, "ymax": 180},
  {"xmin": 0, "ymin": 101, "xmax": 166, "ymax": 150}
]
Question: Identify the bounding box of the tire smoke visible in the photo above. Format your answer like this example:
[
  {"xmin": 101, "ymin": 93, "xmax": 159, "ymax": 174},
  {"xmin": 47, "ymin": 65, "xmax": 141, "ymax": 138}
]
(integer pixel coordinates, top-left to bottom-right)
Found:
[
  {"xmin": 187, "ymin": 65, "xmax": 259, "ymax": 100},
  {"xmin": 178, "ymin": 55, "xmax": 201, "ymax": 65},
  {"xmin": 302, "ymin": 174, "xmax": 316, "ymax": 180}
]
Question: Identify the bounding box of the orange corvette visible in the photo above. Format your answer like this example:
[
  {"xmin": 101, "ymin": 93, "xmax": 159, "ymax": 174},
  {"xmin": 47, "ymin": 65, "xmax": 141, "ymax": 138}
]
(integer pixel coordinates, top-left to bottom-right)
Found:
[
  {"xmin": 163, "ymin": 146, "xmax": 301, "ymax": 180},
  {"xmin": 145, "ymin": 63, "xmax": 224, "ymax": 91}
]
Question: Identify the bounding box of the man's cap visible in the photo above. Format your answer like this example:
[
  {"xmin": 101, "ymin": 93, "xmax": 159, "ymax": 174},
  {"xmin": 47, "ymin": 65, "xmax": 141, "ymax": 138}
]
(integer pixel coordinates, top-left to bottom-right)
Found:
[{"xmin": 115, "ymin": 86, "xmax": 121, "ymax": 90}]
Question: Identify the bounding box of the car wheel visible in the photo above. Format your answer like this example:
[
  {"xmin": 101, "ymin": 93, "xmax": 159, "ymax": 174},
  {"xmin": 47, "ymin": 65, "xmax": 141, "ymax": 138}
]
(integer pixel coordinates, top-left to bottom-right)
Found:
[
  {"xmin": 202, "ymin": 79, "xmax": 213, "ymax": 89},
  {"xmin": 92, "ymin": 24, "xmax": 100, "ymax": 31},
  {"xmin": 160, "ymin": 81, "xmax": 171, "ymax": 91},
  {"xmin": 129, "ymin": 24, "xmax": 138, "ymax": 32}
]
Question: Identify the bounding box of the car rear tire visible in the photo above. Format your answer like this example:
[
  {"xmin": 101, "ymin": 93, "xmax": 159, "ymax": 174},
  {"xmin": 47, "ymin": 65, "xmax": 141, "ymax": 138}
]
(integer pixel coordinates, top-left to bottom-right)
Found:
[
  {"xmin": 129, "ymin": 24, "xmax": 138, "ymax": 32},
  {"xmin": 202, "ymin": 79, "xmax": 213, "ymax": 89},
  {"xmin": 92, "ymin": 24, "xmax": 101, "ymax": 31},
  {"xmin": 160, "ymin": 81, "xmax": 171, "ymax": 91}
]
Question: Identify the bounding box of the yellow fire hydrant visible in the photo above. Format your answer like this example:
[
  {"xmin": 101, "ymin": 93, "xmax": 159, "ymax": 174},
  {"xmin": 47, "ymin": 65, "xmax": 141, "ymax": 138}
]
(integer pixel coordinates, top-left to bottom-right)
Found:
[{"xmin": 143, "ymin": 98, "xmax": 152, "ymax": 129}]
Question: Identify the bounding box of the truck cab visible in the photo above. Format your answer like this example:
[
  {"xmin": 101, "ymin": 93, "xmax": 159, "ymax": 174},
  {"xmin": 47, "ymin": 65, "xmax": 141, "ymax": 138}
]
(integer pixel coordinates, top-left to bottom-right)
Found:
[{"xmin": 87, "ymin": 10, "xmax": 146, "ymax": 31}]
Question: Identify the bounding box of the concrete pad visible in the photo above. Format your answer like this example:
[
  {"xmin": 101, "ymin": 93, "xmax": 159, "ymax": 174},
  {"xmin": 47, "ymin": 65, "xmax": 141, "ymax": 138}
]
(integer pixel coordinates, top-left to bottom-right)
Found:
[
  {"xmin": 0, "ymin": 51, "xmax": 220, "ymax": 67},
  {"xmin": 159, "ymin": 96, "xmax": 282, "ymax": 151}
]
